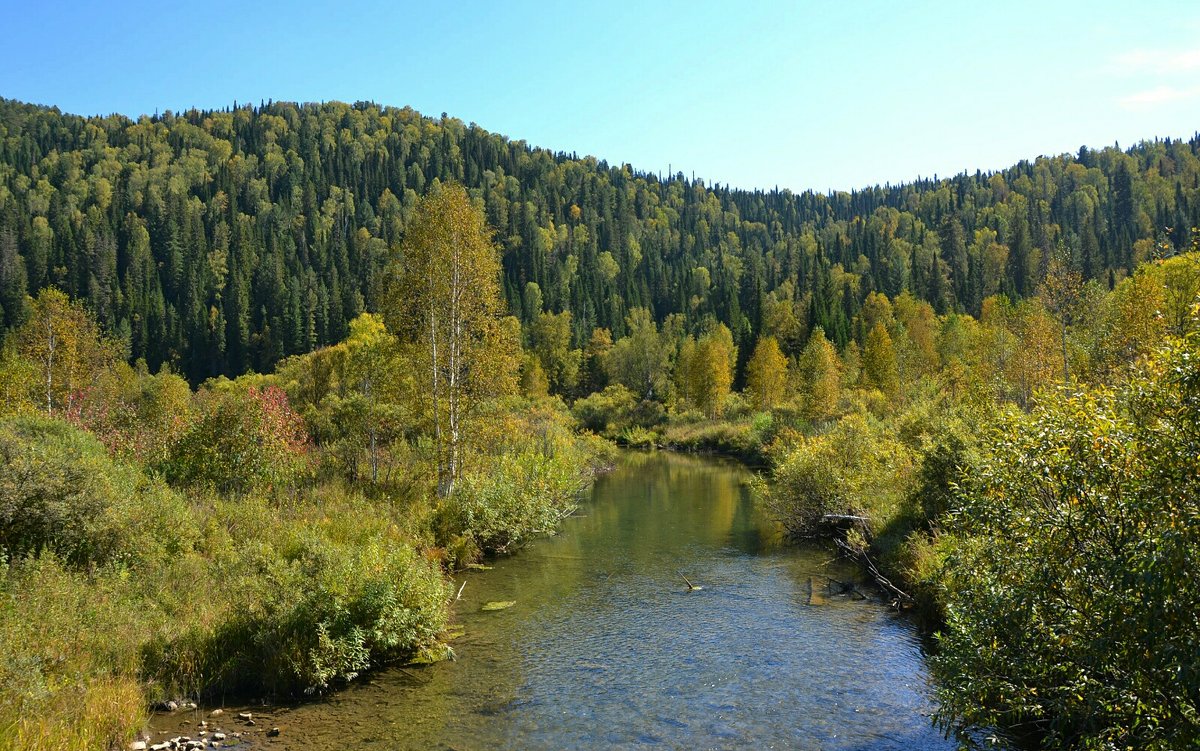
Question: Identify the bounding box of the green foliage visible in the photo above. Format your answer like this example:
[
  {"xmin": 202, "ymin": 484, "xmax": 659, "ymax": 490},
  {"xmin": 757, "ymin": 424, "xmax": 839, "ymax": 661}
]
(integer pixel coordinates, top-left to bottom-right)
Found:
[
  {"xmin": 65, "ymin": 361, "xmax": 193, "ymax": 466},
  {"xmin": 181, "ymin": 494, "xmax": 452, "ymax": 695},
  {"xmin": 381, "ymin": 183, "xmax": 519, "ymax": 496},
  {"xmin": 676, "ymin": 322, "xmax": 737, "ymax": 417},
  {"xmin": 436, "ymin": 449, "xmax": 586, "ymax": 555},
  {"xmin": 908, "ymin": 421, "xmax": 979, "ymax": 525},
  {"xmin": 605, "ymin": 308, "xmax": 675, "ymax": 401},
  {"xmin": 794, "ymin": 326, "xmax": 841, "ymax": 422},
  {"xmin": 529, "ymin": 311, "xmax": 581, "ymax": 395},
  {"xmin": 0, "ymin": 555, "xmax": 149, "ymax": 751},
  {"xmin": 427, "ymin": 396, "xmax": 614, "ymax": 562},
  {"xmin": 741, "ymin": 250, "xmax": 1200, "ymax": 746},
  {"xmin": 162, "ymin": 384, "xmax": 310, "ymax": 493},
  {"xmin": 520, "ymin": 354, "xmax": 550, "ymax": 399},
  {"xmin": 274, "ymin": 313, "xmax": 415, "ymax": 485},
  {"xmin": 0, "ymin": 98, "xmax": 1196, "ymax": 389},
  {"xmin": 571, "ymin": 384, "xmax": 638, "ymax": 435},
  {"xmin": 661, "ymin": 416, "xmax": 770, "ymax": 464},
  {"xmin": 5, "ymin": 287, "xmax": 121, "ymax": 415},
  {"xmin": 0, "ymin": 415, "xmax": 194, "ymax": 567},
  {"xmin": 861, "ymin": 322, "xmax": 900, "ymax": 399},
  {"xmin": 932, "ymin": 332, "xmax": 1200, "ymax": 749},
  {"xmin": 762, "ymin": 413, "xmax": 915, "ymax": 537},
  {"xmin": 0, "ymin": 469, "xmax": 455, "ymax": 747},
  {"xmin": 745, "ymin": 335, "xmax": 788, "ymax": 410}
]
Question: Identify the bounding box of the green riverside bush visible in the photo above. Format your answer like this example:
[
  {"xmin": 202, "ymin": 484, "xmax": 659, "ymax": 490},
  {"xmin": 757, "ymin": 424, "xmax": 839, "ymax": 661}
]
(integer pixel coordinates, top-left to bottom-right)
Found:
[
  {"xmin": 0, "ymin": 415, "xmax": 195, "ymax": 567},
  {"xmin": 933, "ymin": 332, "xmax": 1200, "ymax": 749}
]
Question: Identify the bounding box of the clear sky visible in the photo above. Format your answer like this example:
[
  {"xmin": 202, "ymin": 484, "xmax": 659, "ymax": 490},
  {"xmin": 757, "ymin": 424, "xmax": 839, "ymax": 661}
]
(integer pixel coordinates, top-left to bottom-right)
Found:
[{"xmin": 2, "ymin": 1, "xmax": 1198, "ymax": 193}]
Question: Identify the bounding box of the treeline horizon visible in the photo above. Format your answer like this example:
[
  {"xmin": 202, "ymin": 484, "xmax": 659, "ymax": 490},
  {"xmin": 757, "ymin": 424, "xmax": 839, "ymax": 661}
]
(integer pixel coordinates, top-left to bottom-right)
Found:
[{"xmin": 0, "ymin": 95, "xmax": 1197, "ymax": 384}]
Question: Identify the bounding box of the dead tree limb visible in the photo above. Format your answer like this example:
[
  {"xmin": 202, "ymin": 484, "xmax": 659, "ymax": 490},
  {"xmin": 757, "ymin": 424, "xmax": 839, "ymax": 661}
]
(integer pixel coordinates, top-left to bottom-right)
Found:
[{"xmin": 834, "ymin": 538, "xmax": 913, "ymax": 607}]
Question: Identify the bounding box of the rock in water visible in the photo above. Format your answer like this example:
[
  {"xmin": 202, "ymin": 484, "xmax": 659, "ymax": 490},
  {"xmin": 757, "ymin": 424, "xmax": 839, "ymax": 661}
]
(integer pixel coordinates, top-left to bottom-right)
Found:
[{"xmin": 480, "ymin": 600, "xmax": 516, "ymax": 611}]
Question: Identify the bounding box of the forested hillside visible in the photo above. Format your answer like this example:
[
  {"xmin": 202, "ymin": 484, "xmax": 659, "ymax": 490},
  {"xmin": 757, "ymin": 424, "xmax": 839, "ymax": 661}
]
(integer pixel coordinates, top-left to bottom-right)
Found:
[{"xmin": 0, "ymin": 96, "xmax": 1197, "ymax": 382}]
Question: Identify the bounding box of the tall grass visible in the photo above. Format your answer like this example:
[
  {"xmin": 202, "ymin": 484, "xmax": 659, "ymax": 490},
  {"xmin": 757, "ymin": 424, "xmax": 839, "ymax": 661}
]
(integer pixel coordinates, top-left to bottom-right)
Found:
[{"xmin": 0, "ymin": 417, "xmax": 455, "ymax": 749}]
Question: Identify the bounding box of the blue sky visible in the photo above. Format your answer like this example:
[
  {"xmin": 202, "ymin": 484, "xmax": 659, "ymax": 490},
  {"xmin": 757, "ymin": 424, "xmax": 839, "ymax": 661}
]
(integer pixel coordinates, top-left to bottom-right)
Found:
[{"xmin": 3, "ymin": 1, "xmax": 1198, "ymax": 192}]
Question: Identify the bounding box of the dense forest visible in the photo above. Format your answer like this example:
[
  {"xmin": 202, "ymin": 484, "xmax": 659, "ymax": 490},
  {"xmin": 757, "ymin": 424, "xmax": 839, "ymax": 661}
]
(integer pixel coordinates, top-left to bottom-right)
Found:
[{"xmin": 1, "ymin": 96, "xmax": 1198, "ymax": 383}]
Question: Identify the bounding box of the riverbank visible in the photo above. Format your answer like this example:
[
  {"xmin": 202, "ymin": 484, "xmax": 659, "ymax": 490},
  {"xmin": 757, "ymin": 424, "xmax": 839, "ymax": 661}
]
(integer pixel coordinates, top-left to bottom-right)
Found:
[
  {"xmin": 674, "ymin": 307, "xmax": 1200, "ymax": 746},
  {"xmin": 0, "ymin": 401, "xmax": 614, "ymax": 751}
]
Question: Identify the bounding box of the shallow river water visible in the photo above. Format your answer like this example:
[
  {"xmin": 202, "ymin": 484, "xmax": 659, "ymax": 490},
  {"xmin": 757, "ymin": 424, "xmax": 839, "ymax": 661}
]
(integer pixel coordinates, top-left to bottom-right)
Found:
[{"xmin": 157, "ymin": 451, "xmax": 954, "ymax": 750}]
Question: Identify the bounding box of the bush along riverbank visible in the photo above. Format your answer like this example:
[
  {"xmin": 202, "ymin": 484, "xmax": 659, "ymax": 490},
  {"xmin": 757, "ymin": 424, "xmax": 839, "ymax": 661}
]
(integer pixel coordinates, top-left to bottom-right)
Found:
[
  {"xmin": 0, "ymin": 401, "xmax": 613, "ymax": 750},
  {"xmin": 759, "ymin": 323, "xmax": 1200, "ymax": 749},
  {"xmin": 0, "ymin": 297, "xmax": 614, "ymax": 747},
  {"xmin": 751, "ymin": 268, "xmax": 1200, "ymax": 747}
]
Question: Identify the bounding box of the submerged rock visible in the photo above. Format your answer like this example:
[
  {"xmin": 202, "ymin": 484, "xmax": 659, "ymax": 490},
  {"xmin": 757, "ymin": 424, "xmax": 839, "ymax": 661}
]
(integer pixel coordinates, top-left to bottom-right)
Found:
[{"xmin": 480, "ymin": 600, "xmax": 516, "ymax": 611}]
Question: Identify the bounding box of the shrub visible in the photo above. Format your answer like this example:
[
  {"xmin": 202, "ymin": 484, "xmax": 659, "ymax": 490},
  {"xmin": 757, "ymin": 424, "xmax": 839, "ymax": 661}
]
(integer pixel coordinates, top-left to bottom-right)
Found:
[
  {"xmin": 155, "ymin": 495, "xmax": 452, "ymax": 696},
  {"xmin": 616, "ymin": 425, "xmax": 658, "ymax": 449},
  {"xmin": 932, "ymin": 332, "xmax": 1200, "ymax": 749},
  {"xmin": 572, "ymin": 384, "xmax": 637, "ymax": 434},
  {"xmin": 572, "ymin": 385, "xmax": 666, "ymax": 438},
  {"xmin": 63, "ymin": 362, "xmax": 193, "ymax": 466},
  {"xmin": 0, "ymin": 555, "xmax": 150, "ymax": 751},
  {"xmin": 0, "ymin": 415, "xmax": 195, "ymax": 567},
  {"xmin": 661, "ymin": 419, "xmax": 762, "ymax": 461},
  {"xmin": 437, "ymin": 449, "xmax": 587, "ymax": 555},
  {"xmin": 163, "ymin": 385, "xmax": 311, "ymax": 493},
  {"xmin": 761, "ymin": 414, "xmax": 914, "ymax": 538}
]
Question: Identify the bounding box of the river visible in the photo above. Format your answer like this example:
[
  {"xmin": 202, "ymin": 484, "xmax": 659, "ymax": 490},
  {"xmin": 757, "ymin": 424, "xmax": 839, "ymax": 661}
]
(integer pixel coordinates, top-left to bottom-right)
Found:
[{"xmin": 156, "ymin": 451, "xmax": 954, "ymax": 750}]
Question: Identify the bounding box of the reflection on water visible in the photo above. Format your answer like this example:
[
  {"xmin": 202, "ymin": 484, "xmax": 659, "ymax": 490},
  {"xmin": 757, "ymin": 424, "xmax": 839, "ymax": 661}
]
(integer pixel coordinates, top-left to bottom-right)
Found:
[{"xmin": 230, "ymin": 452, "xmax": 953, "ymax": 750}]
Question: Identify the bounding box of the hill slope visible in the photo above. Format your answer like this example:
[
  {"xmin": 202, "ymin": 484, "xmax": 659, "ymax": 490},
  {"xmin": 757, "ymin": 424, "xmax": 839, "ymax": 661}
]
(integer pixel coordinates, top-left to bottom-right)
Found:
[{"xmin": 0, "ymin": 97, "xmax": 1196, "ymax": 381}]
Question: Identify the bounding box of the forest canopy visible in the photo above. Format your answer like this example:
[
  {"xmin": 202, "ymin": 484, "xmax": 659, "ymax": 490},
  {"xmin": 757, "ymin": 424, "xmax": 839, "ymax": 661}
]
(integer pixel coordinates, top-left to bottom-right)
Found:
[{"xmin": 0, "ymin": 96, "xmax": 1197, "ymax": 383}]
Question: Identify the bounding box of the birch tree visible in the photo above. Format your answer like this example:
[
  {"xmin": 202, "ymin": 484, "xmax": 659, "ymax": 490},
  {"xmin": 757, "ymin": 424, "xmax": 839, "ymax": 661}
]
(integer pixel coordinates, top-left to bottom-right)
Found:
[
  {"xmin": 10, "ymin": 288, "xmax": 117, "ymax": 414},
  {"xmin": 385, "ymin": 184, "xmax": 516, "ymax": 496},
  {"xmin": 745, "ymin": 335, "xmax": 788, "ymax": 410}
]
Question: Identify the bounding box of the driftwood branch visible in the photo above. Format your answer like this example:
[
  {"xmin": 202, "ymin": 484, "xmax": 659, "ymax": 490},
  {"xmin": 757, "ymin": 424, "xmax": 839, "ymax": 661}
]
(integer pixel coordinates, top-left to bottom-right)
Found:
[
  {"xmin": 834, "ymin": 538, "xmax": 913, "ymax": 607},
  {"xmin": 821, "ymin": 514, "xmax": 871, "ymax": 525}
]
